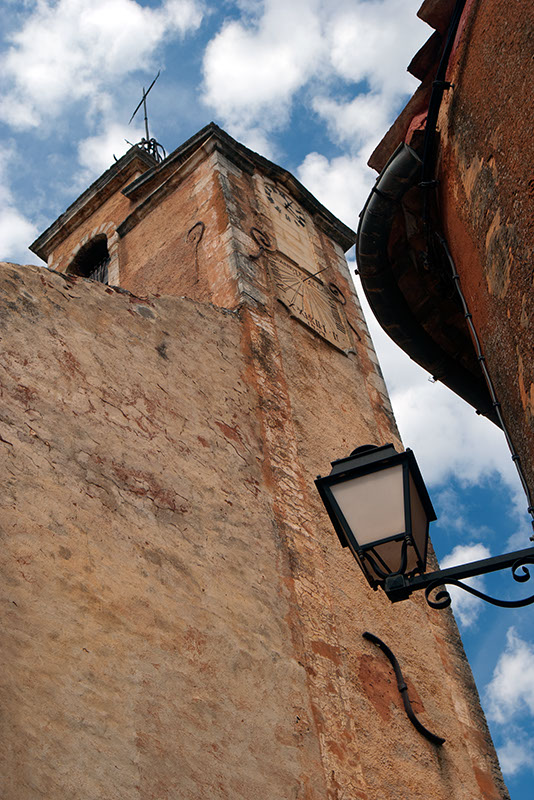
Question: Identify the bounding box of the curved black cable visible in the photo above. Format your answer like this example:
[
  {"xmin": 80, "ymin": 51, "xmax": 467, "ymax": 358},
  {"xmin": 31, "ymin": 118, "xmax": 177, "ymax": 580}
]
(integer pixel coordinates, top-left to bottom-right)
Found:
[{"xmin": 363, "ymin": 632, "xmax": 445, "ymax": 746}]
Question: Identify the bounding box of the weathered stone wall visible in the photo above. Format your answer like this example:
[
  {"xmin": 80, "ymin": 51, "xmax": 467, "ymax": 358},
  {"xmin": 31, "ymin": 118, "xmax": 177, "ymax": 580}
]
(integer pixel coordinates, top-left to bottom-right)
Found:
[
  {"xmin": 118, "ymin": 150, "xmax": 240, "ymax": 309},
  {"xmin": 437, "ymin": 0, "xmax": 534, "ymax": 495},
  {"xmin": 0, "ymin": 261, "xmax": 507, "ymax": 799},
  {"xmin": 45, "ymin": 171, "xmax": 145, "ymax": 286}
]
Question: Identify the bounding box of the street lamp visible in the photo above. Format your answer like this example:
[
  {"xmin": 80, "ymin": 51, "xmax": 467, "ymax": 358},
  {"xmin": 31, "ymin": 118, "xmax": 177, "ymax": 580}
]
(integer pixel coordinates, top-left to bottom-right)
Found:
[{"xmin": 315, "ymin": 444, "xmax": 534, "ymax": 609}]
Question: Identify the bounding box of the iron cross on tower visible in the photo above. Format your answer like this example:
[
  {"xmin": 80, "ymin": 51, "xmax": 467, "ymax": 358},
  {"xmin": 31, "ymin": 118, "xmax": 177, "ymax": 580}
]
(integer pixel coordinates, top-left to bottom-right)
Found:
[{"xmin": 128, "ymin": 71, "xmax": 166, "ymax": 163}]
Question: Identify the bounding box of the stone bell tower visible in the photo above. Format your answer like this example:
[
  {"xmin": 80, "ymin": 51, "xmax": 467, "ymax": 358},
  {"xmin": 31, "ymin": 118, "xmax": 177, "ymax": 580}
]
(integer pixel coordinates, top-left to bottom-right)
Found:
[
  {"xmin": 0, "ymin": 124, "xmax": 507, "ymax": 799},
  {"xmin": 31, "ymin": 124, "xmax": 374, "ymax": 358}
]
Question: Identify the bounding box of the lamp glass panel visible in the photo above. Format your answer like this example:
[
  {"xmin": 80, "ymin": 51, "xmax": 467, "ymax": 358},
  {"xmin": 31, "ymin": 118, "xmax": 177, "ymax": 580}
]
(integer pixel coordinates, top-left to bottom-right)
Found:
[
  {"xmin": 409, "ymin": 473, "xmax": 428, "ymax": 569},
  {"xmin": 330, "ymin": 464, "xmax": 405, "ymax": 546},
  {"xmin": 363, "ymin": 537, "xmax": 420, "ymax": 582}
]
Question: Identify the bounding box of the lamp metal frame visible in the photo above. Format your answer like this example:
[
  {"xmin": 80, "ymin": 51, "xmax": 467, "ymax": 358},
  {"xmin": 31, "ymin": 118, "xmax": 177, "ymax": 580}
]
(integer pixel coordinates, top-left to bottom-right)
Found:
[
  {"xmin": 315, "ymin": 445, "xmax": 436, "ymax": 590},
  {"xmin": 316, "ymin": 444, "xmax": 534, "ymax": 610}
]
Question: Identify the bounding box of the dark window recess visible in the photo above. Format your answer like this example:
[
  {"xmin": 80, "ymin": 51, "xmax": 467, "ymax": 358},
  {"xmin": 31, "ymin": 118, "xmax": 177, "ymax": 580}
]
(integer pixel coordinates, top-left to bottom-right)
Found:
[{"xmin": 68, "ymin": 237, "xmax": 110, "ymax": 284}]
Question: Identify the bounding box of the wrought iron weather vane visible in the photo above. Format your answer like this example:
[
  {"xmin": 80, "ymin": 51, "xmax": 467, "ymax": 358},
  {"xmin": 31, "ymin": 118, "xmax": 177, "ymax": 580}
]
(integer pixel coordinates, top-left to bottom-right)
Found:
[{"xmin": 128, "ymin": 71, "xmax": 166, "ymax": 163}]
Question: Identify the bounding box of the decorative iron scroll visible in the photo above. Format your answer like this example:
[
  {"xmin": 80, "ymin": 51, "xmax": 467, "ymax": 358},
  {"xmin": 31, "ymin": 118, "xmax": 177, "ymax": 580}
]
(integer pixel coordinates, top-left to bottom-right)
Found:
[
  {"xmin": 249, "ymin": 227, "xmax": 272, "ymax": 260},
  {"xmin": 425, "ymin": 554, "xmax": 534, "ymax": 610},
  {"xmin": 363, "ymin": 632, "xmax": 445, "ymax": 746},
  {"xmin": 186, "ymin": 222, "xmax": 205, "ymax": 282}
]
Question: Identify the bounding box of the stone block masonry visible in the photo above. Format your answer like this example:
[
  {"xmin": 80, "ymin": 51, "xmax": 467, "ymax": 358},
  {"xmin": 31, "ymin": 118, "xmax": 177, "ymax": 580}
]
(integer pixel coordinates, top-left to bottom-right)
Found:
[{"xmin": 0, "ymin": 260, "xmax": 507, "ymax": 799}]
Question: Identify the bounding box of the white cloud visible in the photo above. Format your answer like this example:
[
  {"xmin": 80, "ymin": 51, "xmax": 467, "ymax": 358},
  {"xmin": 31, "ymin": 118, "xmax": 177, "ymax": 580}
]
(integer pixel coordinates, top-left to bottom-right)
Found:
[
  {"xmin": 77, "ymin": 122, "xmax": 144, "ymax": 181},
  {"xmin": 496, "ymin": 734, "xmax": 534, "ymax": 776},
  {"xmin": 202, "ymin": 0, "xmax": 426, "ymax": 151},
  {"xmin": 392, "ymin": 379, "xmax": 514, "ymax": 488},
  {"xmin": 0, "ymin": 145, "xmax": 39, "ymax": 264},
  {"xmin": 202, "ymin": 0, "xmax": 324, "ymax": 145},
  {"xmin": 297, "ymin": 152, "xmax": 369, "ymax": 230},
  {"xmin": 324, "ymin": 0, "xmax": 422, "ymax": 97},
  {"xmin": 312, "ymin": 93, "xmax": 392, "ymax": 150},
  {"xmin": 485, "ymin": 629, "xmax": 534, "ymax": 777},
  {"xmin": 486, "ymin": 628, "xmax": 534, "ymax": 724},
  {"xmin": 439, "ymin": 543, "xmax": 492, "ymax": 627},
  {"xmin": 0, "ymin": 0, "xmax": 204, "ymax": 130},
  {"xmin": 0, "ymin": 207, "xmax": 38, "ymax": 265}
]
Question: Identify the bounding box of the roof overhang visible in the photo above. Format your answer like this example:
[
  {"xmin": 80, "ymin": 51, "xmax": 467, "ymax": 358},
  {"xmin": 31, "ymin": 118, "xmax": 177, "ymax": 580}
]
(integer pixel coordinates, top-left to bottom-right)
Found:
[{"xmin": 357, "ymin": 143, "xmax": 497, "ymax": 424}]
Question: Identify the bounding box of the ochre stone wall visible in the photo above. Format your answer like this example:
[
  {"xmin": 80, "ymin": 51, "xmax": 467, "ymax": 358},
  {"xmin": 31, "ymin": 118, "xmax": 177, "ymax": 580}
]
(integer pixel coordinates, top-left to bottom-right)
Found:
[
  {"xmin": 437, "ymin": 0, "xmax": 534, "ymax": 495},
  {"xmin": 46, "ymin": 174, "xmax": 141, "ymax": 284},
  {"xmin": 118, "ymin": 152, "xmax": 239, "ymax": 308},
  {"xmin": 0, "ymin": 261, "xmax": 508, "ymax": 799}
]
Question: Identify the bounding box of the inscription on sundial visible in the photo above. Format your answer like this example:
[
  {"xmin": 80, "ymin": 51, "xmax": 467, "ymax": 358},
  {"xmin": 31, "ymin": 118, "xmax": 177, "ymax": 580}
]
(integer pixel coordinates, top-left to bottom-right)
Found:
[{"xmin": 271, "ymin": 256, "xmax": 351, "ymax": 351}]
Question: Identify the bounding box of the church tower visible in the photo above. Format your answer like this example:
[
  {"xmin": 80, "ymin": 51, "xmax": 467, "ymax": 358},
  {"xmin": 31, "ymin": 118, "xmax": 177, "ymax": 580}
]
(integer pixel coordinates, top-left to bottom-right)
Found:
[{"xmin": 0, "ymin": 124, "xmax": 507, "ymax": 799}]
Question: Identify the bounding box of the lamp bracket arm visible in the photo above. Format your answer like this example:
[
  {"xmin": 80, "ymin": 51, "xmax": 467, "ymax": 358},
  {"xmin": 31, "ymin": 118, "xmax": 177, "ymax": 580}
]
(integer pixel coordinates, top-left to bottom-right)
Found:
[
  {"xmin": 418, "ymin": 546, "xmax": 534, "ymax": 585},
  {"xmin": 384, "ymin": 547, "xmax": 534, "ymax": 607}
]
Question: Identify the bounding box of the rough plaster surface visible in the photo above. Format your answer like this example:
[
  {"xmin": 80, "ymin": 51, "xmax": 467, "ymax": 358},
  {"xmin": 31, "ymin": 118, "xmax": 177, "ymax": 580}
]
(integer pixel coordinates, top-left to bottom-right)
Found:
[
  {"xmin": 366, "ymin": 0, "xmax": 534, "ymax": 508},
  {"xmin": 436, "ymin": 0, "xmax": 534, "ymax": 498},
  {"xmin": 0, "ymin": 262, "xmax": 507, "ymax": 799}
]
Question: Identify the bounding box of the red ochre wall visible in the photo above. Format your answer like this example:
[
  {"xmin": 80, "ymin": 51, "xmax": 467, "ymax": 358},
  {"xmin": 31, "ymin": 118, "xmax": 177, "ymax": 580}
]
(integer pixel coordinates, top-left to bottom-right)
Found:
[
  {"xmin": 0, "ymin": 256, "xmax": 508, "ymax": 800},
  {"xmin": 437, "ymin": 0, "xmax": 534, "ymax": 493}
]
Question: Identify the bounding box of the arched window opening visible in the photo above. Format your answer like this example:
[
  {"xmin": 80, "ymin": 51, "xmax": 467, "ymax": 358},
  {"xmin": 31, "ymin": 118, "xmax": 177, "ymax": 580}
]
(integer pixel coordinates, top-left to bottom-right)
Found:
[{"xmin": 68, "ymin": 236, "xmax": 110, "ymax": 284}]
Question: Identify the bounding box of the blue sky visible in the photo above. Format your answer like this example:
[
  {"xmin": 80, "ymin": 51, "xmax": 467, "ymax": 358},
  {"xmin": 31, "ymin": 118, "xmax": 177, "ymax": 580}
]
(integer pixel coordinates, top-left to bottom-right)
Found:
[{"xmin": 1, "ymin": 1, "xmax": 533, "ymax": 795}]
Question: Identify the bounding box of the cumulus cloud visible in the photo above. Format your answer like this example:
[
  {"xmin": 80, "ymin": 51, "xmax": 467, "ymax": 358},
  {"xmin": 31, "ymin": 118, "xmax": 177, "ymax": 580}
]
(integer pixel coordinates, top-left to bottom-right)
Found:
[
  {"xmin": 0, "ymin": 145, "xmax": 39, "ymax": 264},
  {"xmin": 312, "ymin": 0, "xmax": 422, "ymax": 150},
  {"xmin": 496, "ymin": 734, "xmax": 534, "ymax": 776},
  {"xmin": 0, "ymin": 206, "xmax": 39, "ymax": 265},
  {"xmin": 324, "ymin": 0, "xmax": 421, "ymax": 96},
  {"xmin": 485, "ymin": 629, "xmax": 534, "ymax": 776},
  {"xmin": 202, "ymin": 0, "xmax": 426, "ymax": 151},
  {"xmin": 0, "ymin": 0, "xmax": 204, "ymax": 130},
  {"xmin": 312, "ymin": 93, "xmax": 392, "ymax": 150},
  {"xmin": 439, "ymin": 543, "xmax": 492, "ymax": 627},
  {"xmin": 297, "ymin": 152, "xmax": 370, "ymax": 230},
  {"xmin": 486, "ymin": 628, "xmax": 534, "ymax": 724},
  {"xmin": 391, "ymin": 378, "xmax": 516, "ymax": 489},
  {"xmin": 202, "ymin": 0, "xmax": 324, "ymax": 146},
  {"xmin": 77, "ymin": 121, "xmax": 144, "ymax": 181}
]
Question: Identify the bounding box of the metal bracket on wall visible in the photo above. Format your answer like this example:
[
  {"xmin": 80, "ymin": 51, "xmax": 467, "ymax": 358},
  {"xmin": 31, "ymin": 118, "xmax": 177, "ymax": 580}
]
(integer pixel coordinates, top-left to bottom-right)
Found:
[
  {"xmin": 186, "ymin": 222, "xmax": 205, "ymax": 282},
  {"xmin": 363, "ymin": 631, "xmax": 445, "ymax": 746},
  {"xmin": 249, "ymin": 227, "xmax": 272, "ymax": 260}
]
